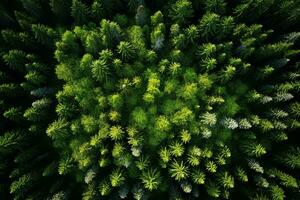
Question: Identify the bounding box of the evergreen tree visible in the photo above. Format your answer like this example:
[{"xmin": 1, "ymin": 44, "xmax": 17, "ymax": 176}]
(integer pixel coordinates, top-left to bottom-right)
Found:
[
  {"xmin": 169, "ymin": 0, "xmax": 194, "ymax": 25},
  {"xmin": 0, "ymin": 0, "xmax": 300, "ymax": 199},
  {"xmin": 71, "ymin": 0, "xmax": 89, "ymax": 25},
  {"xmin": 169, "ymin": 160, "xmax": 189, "ymax": 181},
  {"xmin": 140, "ymin": 168, "xmax": 161, "ymax": 191}
]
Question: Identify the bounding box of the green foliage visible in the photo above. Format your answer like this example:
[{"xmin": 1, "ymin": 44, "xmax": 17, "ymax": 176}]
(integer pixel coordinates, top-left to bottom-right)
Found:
[
  {"xmin": 151, "ymin": 22, "xmax": 165, "ymax": 51},
  {"xmin": 171, "ymin": 107, "xmax": 194, "ymax": 125},
  {"xmin": 109, "ymin": 125, "xmax": 124, "ymax": 140},
  {"xmin": 131, "ymin": 107, "xmax": 147, "ymax": 129},
  {"xmin": 241, "ymin": 142, "xmax": 267, "ymax": 157},
  {"xmin": 3, "ymin": 50, "xmax": 27, "ymax": 72},
  {"xmin": 169, "ymin": 0, "xmax": 194, "ymax": 25},
  {"xmin": 99, "ymin": 180, "xmax": 111, "ymax": 196},
  {"xmin": 151, "ymin": 11, "xmax": 163, "ymax": 26},
  {"xmin": 140, "ymin": 168, "xmax": 161, "ymax": 191},
  {"xmin": 206, "ymin": 160, "xmax": 217, "ymax": 173},
  {"xmin": 31, "ymin": 24, "xmax": 57, "ymax": 47},
  {"xmin": 135, "ymin": 5, "xmax": 148, "ymax": 26},
  {"xmin": 290, "ymin": 102, "xmax": 300, "ymax": 117},
  {"xmin": 91, "ymin": 0, "xmax": 104, "ymax": 21},
  {"xmin": 204, "ymin": 0, "xmax": 226, "ymax": 14},
  {"xmin": 217, "ymin": 171, "xmax": 234, "ymax": 189},
  {"xmin": 169, "ymin": 160, "xmax": 189, "ymax": 181},
  {"xmin": 1, "ymin": 0, "xmax": 300, "ymax": 199},
  {"xmin": 191, "ymin": 169, "xmax": 205, "ymax": 184},
  {"xmin": 108, "ymin": 93, "xmax": 123, "ymax": 109},
  {"xmin": 100, "ymin": 19, "xmax": 122, "ymax": 47},
  {"xmin": 277, "ymin": 147, "xmax": 300, "ymax": 169},
  {"xmin": 91, "ymin": 59, "xmax": 109, "ymax": 82},
  {"xmin": 235, "ymin": 167, "xmax": 248, "ymax": 182},
  {"xmin": 170, "ymin": 141, "xmax": 184, "ymax": 157},
  {"xmin": 0, "ymin": 131, "xmax": 24, "ymax": 155},
  {"xmin": 200, "ymin": 112, "xmax": 217, "ymax": 126},
  {"xmin": 110, "ymin": 168, "xmax": 125, "ymax": 187},
  {"xmin": 58, "ymin": 156, "xmax": 73, "ymax": 175},
  {"xmin": 117, "ymin": 41, "xmax": 135, "ymax": 61},
  {"xmin": 269, "ymin": 185, "xmax": 285, "ymax": 200},
  {"xmin": 71, "ymin": 0, "xmax": 89, "ymax": 25},
  {"xmin": 10, "ymin": 174, "xmax": 33, "ymax": 195},
  {"xmin": 199, "ymin": 13, "xmax": 234, "ymax": 41},
  {"xmin": 3, "ymin": 107, "xmax": 23, "ymax": 121},
  {"xmin": 155, "ymin": 115, "xmax": 171, "ymax": 132},
  {"xmin": 55, "ymin": 30, "xmax": 80, "ymax": 62},
  {"xmin": 46, "ymin": 119, "xmax": 69, "ymax": 140},
  {"xmin": 206, "ymin": 181, "xmax": 220, "ymax": 198},
  {"xmin": 268, "ymin": 169, "xmax": 298, "ymax": 188}
]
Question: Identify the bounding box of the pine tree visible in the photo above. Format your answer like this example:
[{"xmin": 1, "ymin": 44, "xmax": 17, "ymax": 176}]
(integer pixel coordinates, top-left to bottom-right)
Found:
[
  {"xmin": 100, "ymin": 19, "xmax": 122, "ymax": 47},
  {"xmin": 91, "ymin": 59, "xmax": 109, "ymax": 82},
  {"xmin": 155, "ymin": 115, "xmax": 171, "ymax": 132},
  {"xmin": 3, "ymin": 50, "xmax": 27, "ymax": 72},
  {"xmin": 180, "ymin": 181, "xmax": 192, "ymax": 193},
  {"xmin": 117, "ymin": 41, "xmax": 136, "ymax": 61},
  {"xmin": 131, "ymin": 107, "xmax": 147, "ymax": 129},
  {"xmin": 269, "ymin": 185, "xmax": 285, "ymax": 200},
  {"xmin": 191, "ymin": 169, "xmax": 206, "ymax": 184},
  {"xmin": 110, "ymin": 168, "xmax": 125, "ymax": 187},
  {"xmin": 140, "ymin": 168, "xmax": 161, "ymax": 191},
  {"xmin": 217, "ymin": 171, "xmax": 234, "ymax": 189},
  {"xmin": 0, "ymin": 130, "xmax": 24, "ymax": 155},
  {"xmin": 169, "ymin": 160, "xmax": 189, "ymax": 181},
  {"xmin": 241, "ymin": 142, "xmax": 267, "ymax": 157},
  {"xmin": 71, "ymin": 0, "xmax": 89, "ymax": 25},
  {"xmin": 222, "ymin": 117, "xmax": 238, "ymax": 129},
  {"xmin": 99, "ymin": 179, "xmax": 111, "ymax": 196},
  {"xmin": 46, "ymin": 119, "xmax": 69, "ymax": 141},
  {"xmin": 204, "ymin": 0, "xmax": 226, "ymax": 15},
  {"xmin": 199, "ymin": 13, "xmax": 222, "ymax": 41},
  {"xmin": 91, "ymin": 0, "xmax": 104, "ymax": 21},
  {"xmin": 200, "ymin": 112, "xmax": 217, "ymax": 126},
  {"xmin": 84, "ymin": 32, "xmax": 101, "ymax": 54},
  {"xmin": 58, "ymin": 156, "xmax": 74, "ymax": 175},
  {"xmin": 169, "ymin": 0, "xmax": 194, "ymax": 25},
  {"xmin": 248, "ymin": 159, "xmax": 264, "ymax": 173},
  {"xmin": 277, "ymin": 147, "xmax": 300, "ymax": 169},
  {"xmin": 109, "ymin": 126, "xmax": 124, "ymax": 141},
  {"xmin": 1, "ymin": 0, "xmax": 300, "ymax": 199},
  {"xmin": 3, "ymin": 107, "xmax": 23, "ymax": 121},
  {"xmin": 10, "ymin": 173, "xmax": 34, "ymax": 196},
  {"xmin": 159, "ymin": 147, "xmax": 170, "ymax": 164},
  {"xmin": 268, "ymin": 168, "xmax": 298, "ymax": 188},
  {"xmin": 205, "ymin": 160, "xmax": 217, "ymax": 173},
  {"xmin": 151, "ymin": 22, "xmax": 165, "ymax": 51},
  {"xmin": 31, "ymin": 24, "xmax": 57, "ymax": 47},
  {"xmin": 206, "ymin": 181, "xmax": 220, "ymax": 198},
  {"xmin": 14, "ymin": 11, "xmax": 36, "ymax": 30},
  {"xmin": 290, "ymin": 102, "xmax": 300, "ymax": 117},
  {"xmin": 170, "ymin": 141, "xmax": 184, "ymax": 157},
  {"xmin": 135, "ymin": 5, "xmax": 148, "ymax": 26},
  {"xmin": 151, "ymin": 11, "xmax": 163, "ymax": 26},
  {"xmin": 235, "ymin": 167, "xmax": 248, "ymax": 182}
]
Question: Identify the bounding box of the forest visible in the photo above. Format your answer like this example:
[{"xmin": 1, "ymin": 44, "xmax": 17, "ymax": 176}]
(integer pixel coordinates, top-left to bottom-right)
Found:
[{"xmin": 0, "ymin": 0, "xmax": 300, "ymax": 199}]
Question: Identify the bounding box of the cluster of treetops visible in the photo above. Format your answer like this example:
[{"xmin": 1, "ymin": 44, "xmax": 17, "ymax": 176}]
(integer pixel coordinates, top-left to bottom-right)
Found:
[{"xmin": 0, "ymin": 0, "xmax": 300, "ymax": 199}]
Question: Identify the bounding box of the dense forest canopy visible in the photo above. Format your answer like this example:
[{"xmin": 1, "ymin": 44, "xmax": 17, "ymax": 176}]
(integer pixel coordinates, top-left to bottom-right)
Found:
[{"xmin": 0, "ymin": 0, "xmax": 300, "ymax": 199}]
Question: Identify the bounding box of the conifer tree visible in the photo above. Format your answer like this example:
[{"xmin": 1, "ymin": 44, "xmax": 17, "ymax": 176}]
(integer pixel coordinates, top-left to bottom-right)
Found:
[{"xmin": 0, "ymin": 0, "xmax": 300, "ymax": 199}]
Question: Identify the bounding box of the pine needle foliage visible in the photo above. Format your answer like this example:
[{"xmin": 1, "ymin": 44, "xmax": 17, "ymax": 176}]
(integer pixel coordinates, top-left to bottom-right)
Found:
[{"xmin": 0, "ymin": 0, "xmax": 300, "ymax": 199}]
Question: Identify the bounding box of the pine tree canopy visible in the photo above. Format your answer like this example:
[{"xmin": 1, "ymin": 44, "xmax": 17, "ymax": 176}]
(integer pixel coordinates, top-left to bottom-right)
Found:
[{"xmin": 0, "ymin": 0, "xmax": 300, "ymax": 199}]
